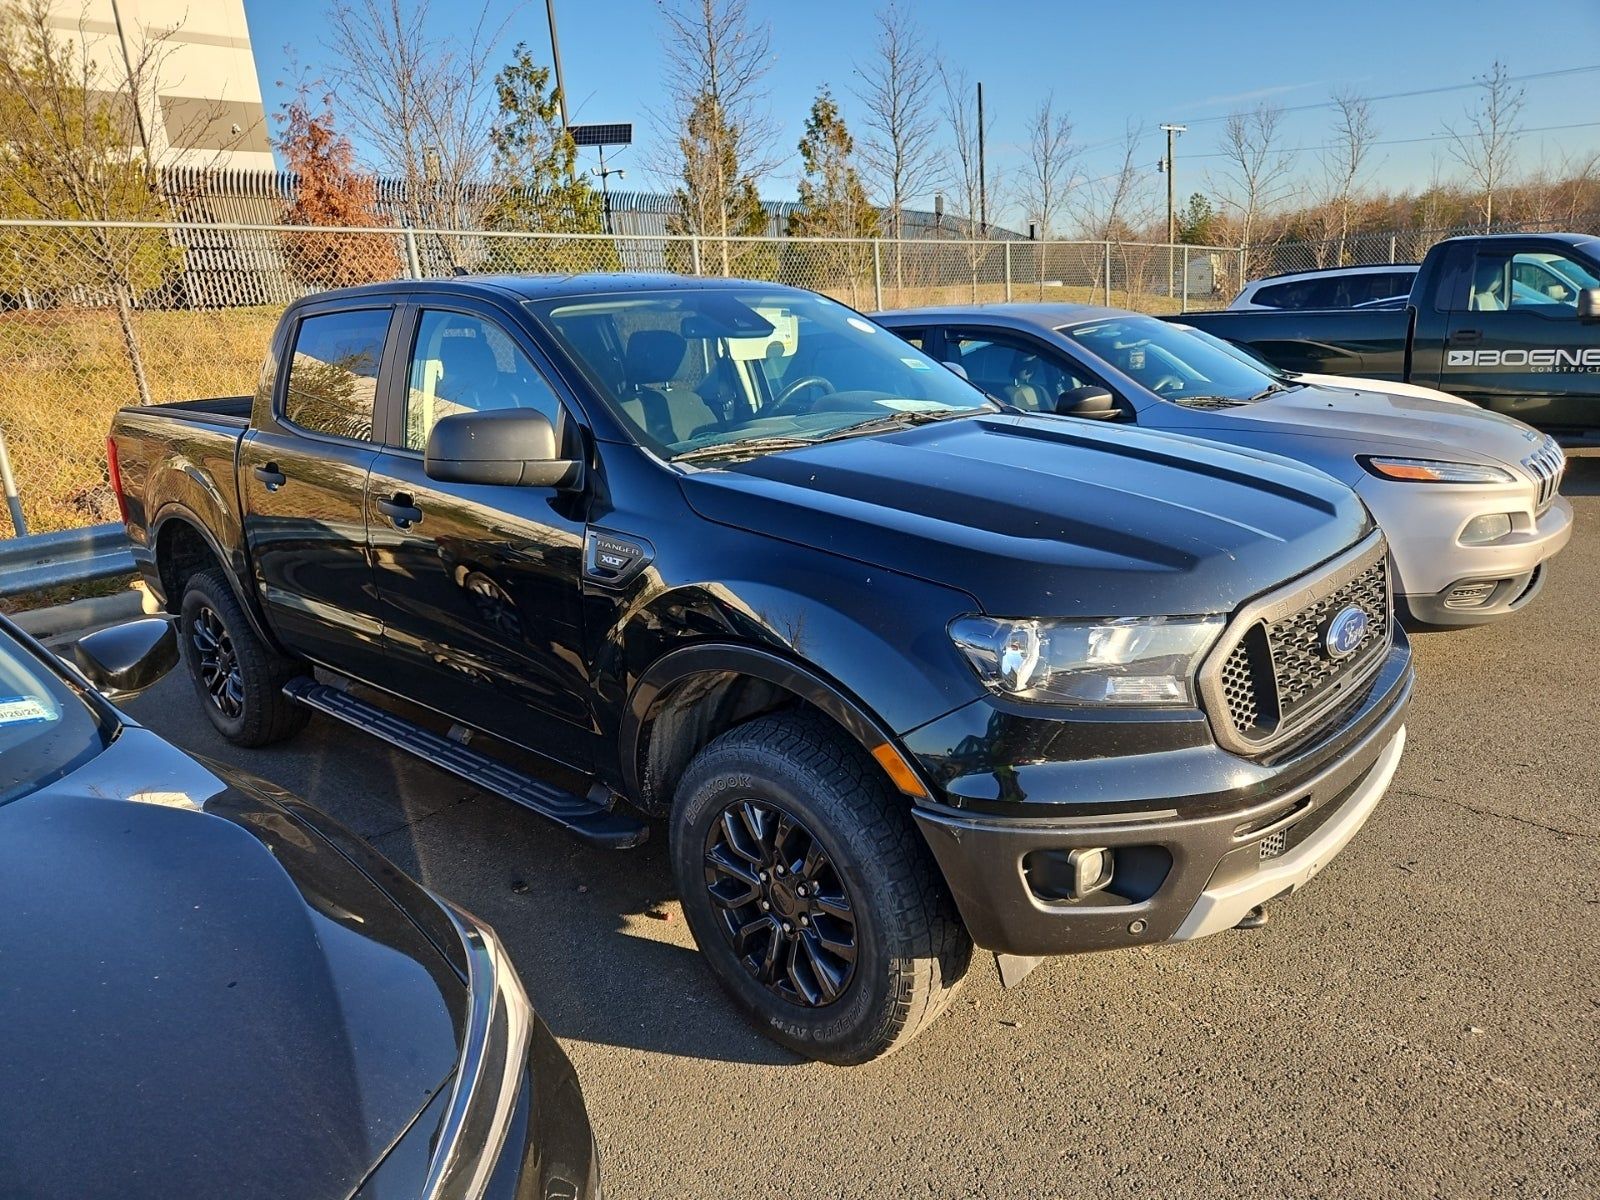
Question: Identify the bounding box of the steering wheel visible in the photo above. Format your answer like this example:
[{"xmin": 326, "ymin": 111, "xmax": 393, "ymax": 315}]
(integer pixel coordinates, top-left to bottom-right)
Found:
[
  {"xmin": 773, "ymin": 375, "xmax": 836, "ymax": 411},
  {"xmin": 1148, "ymin": 374, "xmax": 1186, "ymax": 396}
]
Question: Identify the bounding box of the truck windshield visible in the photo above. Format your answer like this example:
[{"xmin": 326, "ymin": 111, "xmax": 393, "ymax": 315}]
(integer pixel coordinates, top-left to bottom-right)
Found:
[
  {"xmin": 1063, "ymin": 314, "xmax": 1292, "ymax": 405},
  {"xmin": 528, "ymin": 289, "xmax": 993, "ymax": 461},
  {"xmin": 0, "ymin": 627, "xmax": 108, "ymax": 807}
]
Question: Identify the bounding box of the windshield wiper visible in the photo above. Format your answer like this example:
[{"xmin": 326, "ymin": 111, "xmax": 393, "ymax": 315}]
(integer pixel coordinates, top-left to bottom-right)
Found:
[
  {"xmin": 1173, "ymin": 394, "xmax": 1249, "ymax": 410},
  {"xmin": 815, "ymin": 408, "xmax": 964, "ymax": 442},
  {"xmin": 672, "ymin": 435, "xmax": 819, "ymax": 464}
]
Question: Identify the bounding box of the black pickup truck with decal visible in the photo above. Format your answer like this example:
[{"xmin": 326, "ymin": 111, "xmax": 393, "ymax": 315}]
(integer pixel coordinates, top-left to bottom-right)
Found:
[{"xmin": 1179, "ymin": 233, "xmax": 1600, "ymax": 441}]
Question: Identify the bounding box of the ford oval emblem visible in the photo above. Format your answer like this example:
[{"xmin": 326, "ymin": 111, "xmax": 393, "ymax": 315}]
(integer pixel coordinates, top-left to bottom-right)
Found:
[{"xmin": 1324, "ymin": 605, "xmax": 1370, "ymax": 660}]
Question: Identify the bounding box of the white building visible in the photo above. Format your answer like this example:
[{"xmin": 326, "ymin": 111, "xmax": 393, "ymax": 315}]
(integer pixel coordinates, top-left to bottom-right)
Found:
[{"xmin": 45, "ymin": 0, "xmax": 272, "ymax": 170}]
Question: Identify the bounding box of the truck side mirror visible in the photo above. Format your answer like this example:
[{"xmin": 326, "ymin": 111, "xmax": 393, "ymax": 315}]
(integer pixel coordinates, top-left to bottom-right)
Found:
[
  {"xmin": 73, "ymin": 617, "xmax": 178, "ymax": 699},
  {"xmin": 424, "ymin": 409, "xmax": 583, "ymax": 489},
  {"xmin": 1578, "ymin": 287, "xmax": 1600, "ymax": 322},
  {"xmin": 1056, "ymin": 385, "xmax": 1119, "ymax": 419}
]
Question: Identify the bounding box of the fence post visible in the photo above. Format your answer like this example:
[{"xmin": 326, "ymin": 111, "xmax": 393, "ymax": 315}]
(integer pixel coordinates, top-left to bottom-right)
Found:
[
  {"xmin": 1181, "ymin": 246, "xmax": 1190, "ymax": 312},
  {"xmin": 1003, "ymin": 242, "xmax": 1012, "ymax": 302},
  {"xmin": 1388, "ymin": 234, "xmax": 1397, "ymax": 264},
  {"xmin": 1103, "ymin": 241, "xmax": 1112, "ymax": 305},
  {"xmin": 403, "ymin": 228, "xmax": 421, "ymax": 279},
  {"xmin": 0, "ymin": 424, "xmax": 28, "ymax": 538},
  {"xmin": 1237, "ymin": 247, "xmax": 1247, "ymax": 292},
  {"xmin": 872, "ymin": 240, "xmax": 884, "ymax": 310},
  {"xmin": 690, "ymin": 236, "xmax": 702, "ymax": 276}
]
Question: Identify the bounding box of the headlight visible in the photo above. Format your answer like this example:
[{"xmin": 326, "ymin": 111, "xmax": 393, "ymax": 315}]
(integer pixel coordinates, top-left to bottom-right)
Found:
[
  {"xmin": 948, "ymin": 615, "xmax": 1224, "ymax": 706},
  {"xmin": 1361, "ymin": 456, "xmax": 1514, "ymax": 483}
]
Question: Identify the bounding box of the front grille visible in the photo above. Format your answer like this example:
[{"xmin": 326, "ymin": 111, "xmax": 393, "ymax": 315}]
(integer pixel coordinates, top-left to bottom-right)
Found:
[
  {"xmin": 1202, "ymin": 534, "xmax": 1393, "ymax": 757},
  {"xmin": 1268, "ymin": 558, "xmax": 1389, "ymax": 723},
  {"xmin": 1521, "ymin": 437, "xmax": 1566, "ymax": 514}
]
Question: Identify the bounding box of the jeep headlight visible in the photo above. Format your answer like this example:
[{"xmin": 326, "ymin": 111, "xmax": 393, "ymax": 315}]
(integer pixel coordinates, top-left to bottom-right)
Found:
[
  {"xmin": 948, "ymin": 615, "xmax": 1224, "ymax": 706},
  {"xmin": 1361, "ymin": 456, "xmax": 1514, "ymax": 483}
]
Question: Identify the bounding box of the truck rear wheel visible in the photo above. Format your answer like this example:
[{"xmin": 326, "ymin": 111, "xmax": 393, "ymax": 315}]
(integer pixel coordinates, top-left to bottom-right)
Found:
[
  {"xmin": 670, "ymin": 711, "xmax": 972, "ymax": 1064},
  {"xmin": 179, "ymin": 570, "xmax": 308, "ymax": 747}
]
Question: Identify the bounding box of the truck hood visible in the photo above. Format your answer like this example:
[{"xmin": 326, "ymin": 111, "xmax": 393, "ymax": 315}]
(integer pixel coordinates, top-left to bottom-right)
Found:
[
  {"xmin": 678, "ymin": 414, "xmax": 1370, "ymax": 618},
  {"xmin": 1217, "ymin": 383, "xmax": 1548, "ymax": 469},
  {"xmin": 0, "ymin": 728, "xmax": 464, "ymax": 1200}
]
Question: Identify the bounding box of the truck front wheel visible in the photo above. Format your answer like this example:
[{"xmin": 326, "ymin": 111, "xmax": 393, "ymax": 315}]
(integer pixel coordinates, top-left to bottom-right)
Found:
[
  {"xmin": 179, "ymin": 570, "xmax": 309, "ymax": 747},
  {"xmin": 670, "ymin": 711, "xmax": 972, "ymax": 1064}
]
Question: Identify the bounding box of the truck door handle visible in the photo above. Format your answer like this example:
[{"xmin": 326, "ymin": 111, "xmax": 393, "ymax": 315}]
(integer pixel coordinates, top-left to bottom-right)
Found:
[
  {"xmin": 253, "ymin": 463, "xmax": 286, "ymax": 491},
  {"xmin": 377, "ymin": 494, "xmax": 423, "ymax": 530},
  {"xmin": 1452, "ymin": 329, "xmax": 1482, "ymax": 345}
]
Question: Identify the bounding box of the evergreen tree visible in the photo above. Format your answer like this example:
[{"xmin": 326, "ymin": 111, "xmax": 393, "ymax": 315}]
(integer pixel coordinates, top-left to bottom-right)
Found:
[
  {"xmin": 668, "ymin": 91, "xmax": 769, "ymax": 274},
  {"xmin": 484, "ymin": 43, "xmax": 607, "ymax": 272},
  {"xmin": 1176, "ymin": 192, "xmax": 1220, "ymax": 245},
  {"xmin": 789, "ymin": 88, "xmax": 879, "ymax": 240}
]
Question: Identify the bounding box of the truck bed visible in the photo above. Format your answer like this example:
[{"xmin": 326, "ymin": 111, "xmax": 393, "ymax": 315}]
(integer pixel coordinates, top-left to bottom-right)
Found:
[
  {"xmin": 119, "ymin": 395, "xmax": 252, "ymax": 426},
  {"xmin": 110, "ymin": 398, "xmax": 252, "ymax": 565}
]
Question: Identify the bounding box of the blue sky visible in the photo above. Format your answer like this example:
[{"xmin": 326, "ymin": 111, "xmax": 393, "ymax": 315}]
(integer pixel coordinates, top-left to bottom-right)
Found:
[{"xmin": 243, "ymin": 0, "xmax": 1600, "ymax": 227}]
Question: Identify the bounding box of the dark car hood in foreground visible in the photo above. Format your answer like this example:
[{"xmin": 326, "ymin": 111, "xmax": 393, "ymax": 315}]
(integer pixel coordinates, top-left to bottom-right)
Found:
[
  {"xmin": 680, "ymin": 414, "xmax": 1369, "ymax": 617},
  {"xmin": 0, "ymin": 728, "xmax": 464, "ymax": 1200}
]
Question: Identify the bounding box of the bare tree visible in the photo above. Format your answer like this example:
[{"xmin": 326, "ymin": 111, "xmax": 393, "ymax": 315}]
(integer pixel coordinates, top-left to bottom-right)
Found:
[
  {"xmin": 1077, "ymin": 122, "xmax": 1155, "ymax": 241},
  {"xmin": 1018, "ymin": 94, "xmax": 1079, "ymax": 298},
  {"xmin": 937, "ymin": 65, "xmax": 1005, "ymax": 300},
  {"xmin": 322, "ymin": 0, "xmax": 511, "ymax": 230},
  {"xmin": 1021, "ymin": 94, "xmax": 1078, "ymax": 240},
  {"xmin": 937, "ymin": 66, "xmax": 1003, "ymax": 235},
  {"xmin": 1445, "ymin": 61, "xmax": 1525, "ymax": 230},
  {"xmin": 1211, "ymin": 102, "xmax": 1294, "ymax": 275},
  {"xmin": 853, "ymin": 0, "xmax": 939, "ymax": 241},
  {"xmin": 0, "ymin": 0, "xmax": 234, "ymax": 405},
  {"xmin": 653, "ymin": 0, "xmax": 779, "ymax": 276},
  {"xmin": 1315, "ymin": 89, "xmax": 1377, "ymax": 264}
]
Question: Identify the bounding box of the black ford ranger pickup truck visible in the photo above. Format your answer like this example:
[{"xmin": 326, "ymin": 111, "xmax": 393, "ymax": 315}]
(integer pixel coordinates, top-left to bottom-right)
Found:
[
  {"xmin": 1180, "ymin": 233, "xmax": 1600, "ymax": 441},
  {"xmin": 109, "ymin": 275, "xmax": 1414, "ymax": 1063}
]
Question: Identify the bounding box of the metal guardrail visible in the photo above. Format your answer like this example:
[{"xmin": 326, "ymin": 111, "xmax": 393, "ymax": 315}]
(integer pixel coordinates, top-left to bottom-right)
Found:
[{"xmin": 0, "ymin": 523, "xmax": 135, "ymax": 597}]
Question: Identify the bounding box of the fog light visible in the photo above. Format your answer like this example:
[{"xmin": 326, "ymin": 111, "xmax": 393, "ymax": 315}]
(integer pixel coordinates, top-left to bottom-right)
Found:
[
  {"xmin": 1460, "ymin": 512, "xmax": 1513, "ymax": 545},
  {"xmin": 1067, "ymin": 847, "xmax": 1114, "ymax": 898}
]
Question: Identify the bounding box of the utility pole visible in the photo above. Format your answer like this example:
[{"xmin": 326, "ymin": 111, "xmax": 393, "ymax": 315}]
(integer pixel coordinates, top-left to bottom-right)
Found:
[
  {"xmin": 1158, "ymin": 123, "xmax": 1186, "ymax": 299},
  {"xmin": 1158, "ymin": 123, "xmax": 1186, "ymax": 244},
  {"xmin": 545, "ymin": 0, "xmax": 570, "ymax": 127},
  {"xmin": 976, "ymin": 82, "xmax": 987, "ymax": 237}
]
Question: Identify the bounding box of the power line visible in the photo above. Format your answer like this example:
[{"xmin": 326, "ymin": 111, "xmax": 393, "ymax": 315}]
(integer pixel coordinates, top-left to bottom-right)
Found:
[
  {"xmin": 1175, "ymin": 63, "xmax": 1600, "ymax": 128},
  {"xmin": 1071, "ymin": 63, "xmax": 1600, "ymax": 157},
  {"xmin": 1180, "ymin": 118, "xmax": 1600, "ymax": 162}
]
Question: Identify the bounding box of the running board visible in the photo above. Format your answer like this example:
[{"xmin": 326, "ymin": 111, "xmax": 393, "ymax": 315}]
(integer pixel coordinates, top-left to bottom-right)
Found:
[{"xmin": 283, "ymin": 678, "xmax": 648, "ymax": 849}]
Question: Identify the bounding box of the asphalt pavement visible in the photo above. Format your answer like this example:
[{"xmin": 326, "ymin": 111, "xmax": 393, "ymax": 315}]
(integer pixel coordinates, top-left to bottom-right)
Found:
[{"xmin": 125, "ymin": 453, "xmax": 1600, "ymax": 1200}]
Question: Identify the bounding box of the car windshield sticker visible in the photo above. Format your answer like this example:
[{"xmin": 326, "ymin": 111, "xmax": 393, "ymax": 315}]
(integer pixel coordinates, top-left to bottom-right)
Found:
[
  {"xmin": 0, "ymin": 695, "xmax": 59, "ymax": 726},
  {"xmin": 900, "ymin": 357, "xmax": 931, "ymax": 369},
  {"xmin": 847, "ymin": 316, "xmax": 877, "ymax": 333}
]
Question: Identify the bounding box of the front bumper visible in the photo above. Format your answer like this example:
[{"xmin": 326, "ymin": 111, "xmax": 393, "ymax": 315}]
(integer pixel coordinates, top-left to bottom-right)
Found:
[
  {"xmin": 1369, "ymin": 483, "xmax": 1572, "ymax": 625},
  {"xmin": 909, "ymin": 645, "xmax": 1412, "ymax": 957}
]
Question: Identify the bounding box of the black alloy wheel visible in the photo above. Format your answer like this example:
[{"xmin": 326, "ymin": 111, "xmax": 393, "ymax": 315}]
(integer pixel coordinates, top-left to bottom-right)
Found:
[
  {"xmin": 703, "ymin": 798, "xmax": 858, "ymax": 1008},
  {"xmin": 190, "ymin": 603, "xmax": 244, "ymax": 719}
]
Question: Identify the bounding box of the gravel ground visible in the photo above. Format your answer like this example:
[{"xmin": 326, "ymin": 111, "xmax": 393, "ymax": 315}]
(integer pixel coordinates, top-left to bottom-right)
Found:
[{"xmin": 126, "ymin": 452, "xmax": 1600, "ymax": 1200}]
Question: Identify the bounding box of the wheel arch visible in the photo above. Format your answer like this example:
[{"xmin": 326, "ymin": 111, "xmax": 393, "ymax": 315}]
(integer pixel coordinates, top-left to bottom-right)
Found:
[
  {"xmin": 150, "ymin": 506, "xmax": 278, "ymax": 648},
  {"xmin": 622, "ymin": 643, "xmax": 931, "ymax": 817}
]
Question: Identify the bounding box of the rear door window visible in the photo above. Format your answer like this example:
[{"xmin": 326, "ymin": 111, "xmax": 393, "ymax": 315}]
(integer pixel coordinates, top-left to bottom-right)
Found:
[{"xmin": 282, "ymin": 308, "xmax": 392, "ymax": 441}]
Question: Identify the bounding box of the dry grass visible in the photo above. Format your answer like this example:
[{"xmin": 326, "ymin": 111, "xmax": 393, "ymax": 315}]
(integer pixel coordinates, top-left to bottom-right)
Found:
[{"xmin": 0, "ymin": 305, "xmax": 279, "ymax": 534}]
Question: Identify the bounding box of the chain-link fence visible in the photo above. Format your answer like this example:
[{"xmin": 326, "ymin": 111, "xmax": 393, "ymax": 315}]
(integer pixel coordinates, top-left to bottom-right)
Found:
[
  {"xmin": 0, "ymin": 217, "xmax": 1243, "ymax": 535},
  {"xmin": 1257, "ymin": 215, "xmax": 1600, "ymax": 278}
]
